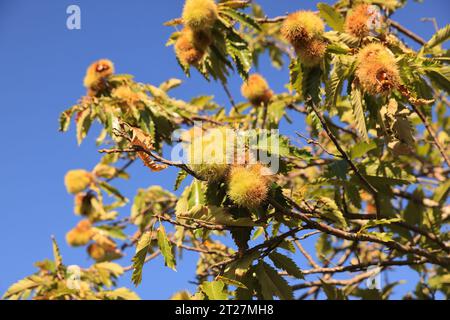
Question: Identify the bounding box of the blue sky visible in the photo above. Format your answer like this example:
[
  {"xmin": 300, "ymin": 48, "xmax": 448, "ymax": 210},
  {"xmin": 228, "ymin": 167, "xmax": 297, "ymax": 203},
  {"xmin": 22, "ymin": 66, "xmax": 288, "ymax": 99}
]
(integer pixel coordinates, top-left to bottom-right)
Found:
[{"xmin": 0, "ymin": 0, "xmax": 448, "ymax": 300}]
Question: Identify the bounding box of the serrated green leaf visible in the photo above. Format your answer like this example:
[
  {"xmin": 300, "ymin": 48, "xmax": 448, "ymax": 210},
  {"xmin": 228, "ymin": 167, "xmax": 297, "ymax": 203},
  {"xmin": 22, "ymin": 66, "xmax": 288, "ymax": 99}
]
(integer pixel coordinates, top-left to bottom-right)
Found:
[
  {"xmin": 157, "ymin": 224, "xmax": 176, "ymax": 271},
  {"xmin": 317, "ymin": 3, "xmax": 345, "ymax": 32},
  {"xmin": 103, "ymin": 288, "xmax": 140, "ymax": 300},
  {"xmin": 251, "ymin": 226, "xmax": 264, "ymax": 240},
  {"xmin": 95, "ymin": 225, "xmax": 128, "ymax": 240},
  {"xmin": 362, "ymin": 162, "xmax": 416, "ymax": 186},
  {"xmin": 190, "ymin": 95, "xmax": 215, "ymax": 109},
  {"xmin": 278, "ymin": 240, "xmax": 296, "ymax": 254},
  {"xmin": 320, "ymin": 280, "xmax": 347, "ymax": 300},
  {"xmin": 425, "ymin": 66, "xmax": 450, "ymax": 94},
  {"xmin": 230, "ymin": 227, "xmax": 252, "ymax": 252},
  {"xmin": 428, "ymin": 274, "xmax": 450, "ymax": 290},
  {"xmin": 367, "ymin": 232, "xmax": 394, "ymax": 242},
  {"xmin": 269, "ymin": 252, "xmax": 304, "ymax": 279},
  {"xmin": 59, "ymin": 106, "xmax": 77, "ymax": 132},
  {"xmin": 94, "ymin": 262, "xmax": 124, "ymax": 277},
  {"xmin": 326, "ymin": 65, "xmax": 345, "ymax": 108},
  {"xmin": 216, "ymin": 276, "xmax": 247, "ymax": 289},
  {"xmin": 200, "ymin": 280, "xmax": 228, "ymax": 300},
  {"xmin": 98, "ymin": 181, "xmax": 127, "ymax": 202},
  {"xmin": 76, "ymin": 109, "xmax": 92, "ymax": 145},
  {"xmin": 289, "ymin": 59, "xmax": 303, "ymax": 94},
  {"xmin": 255, "ymin": 261, "xmax": 293, "ymax": 300},
  {"xmin": 319, "ymin": 196, "xmax": 348, "ymax": 228},
  {"xmin": 426, "ymin": 24, "xmax": 450, "ymax": 48},
  {"xmin": 351, "ymin": 288, "xmax": 382, "ymax": 300},
  {"xmin": 52, "ymin": 237, "xmax": 63, "ymax": 269},
  {"xmin": 224, "ymin": 250, "xmax": 259, "ymax": 279},
  {"xmin": 175, "ymin": 55, "xmax": 191, "ymax": 77},
  {"xmin": 225, "ymin": 29, "xmax": 251, "ymax": 79},
  {"xmin": 267, "ymin": 100, "xmax": 286, "ymax": 126},
  {"xmin": 213, "ymin": 208, "xmax": 257, "ymax": 227},
  {"xmin": 2, "ymin": 277, "xmax": 41, "ymax": 299},
  {"xmin": 174, "ymin": 170, "xmax": 188, "ymax": 191},
  {"xmin": 329, "ymin": 159, "xmax": 348, "ymax": 180},
  {"xmin": 350, "ymin": 85, "xmax": 368, "ymax": 141},
  {"xmin": 189, "ymin": 179, "xmax": 206, "ymax": 207},
  {"xmin": 359, "ymin": 218, "xmax": 402, "ymax": 233},
  {"xmin": 175, "ymin": 185, "xmax": 190, "ymax": 216},
  {"xmin": 433, "ymin": 179, "xmax": 450, "ymax": 204},
  {"xmin": 336, "ymin": 31, "xmax": 360, "ymax": 47},
  {"xmin": 302, "ymin": 66, "xmax": 322, "ymax": 105},
  {"xmin": 327, "ymin": 43, "xmax": 350, "ymax": 54},
  {"xmin": 131, "ymin": 231, "xmax": 152, "ymax": 285},
  {"xmin": 220, "ymin": 7, "xmax": 261, "ymax": 30},
  {"xmin": 255, "ymin": 134, "xmax": 312, "ymax": 160},
  {"xmin": 235, "ymin": 269, "xmax": 258, "ymax": 299},
  {"xmin": 159, "ymin": 78, "xmax": 182, "ymax": 92},
  {"xmin": 349, "ymin": 141, "xmax": 377, "ymax": 159},
  {"xmin": 403, "ymin": 189, "xmax": 425, "ymax": 226}
]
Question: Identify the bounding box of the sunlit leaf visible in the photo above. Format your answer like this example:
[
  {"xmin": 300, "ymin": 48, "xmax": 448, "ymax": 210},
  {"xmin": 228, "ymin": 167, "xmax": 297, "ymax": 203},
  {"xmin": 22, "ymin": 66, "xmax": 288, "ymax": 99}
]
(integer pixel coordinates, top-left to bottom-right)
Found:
[{"xmin": 157, "ymin": 224, "xmax": 176, "ymax": 271}]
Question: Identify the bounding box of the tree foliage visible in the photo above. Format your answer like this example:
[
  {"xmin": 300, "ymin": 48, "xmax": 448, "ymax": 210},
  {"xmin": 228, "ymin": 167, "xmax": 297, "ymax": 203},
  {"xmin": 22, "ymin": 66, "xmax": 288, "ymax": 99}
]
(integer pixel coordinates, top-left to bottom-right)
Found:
[{"xmin": 5, "ymin": 0, "xmax": 450, "ymax": 300}]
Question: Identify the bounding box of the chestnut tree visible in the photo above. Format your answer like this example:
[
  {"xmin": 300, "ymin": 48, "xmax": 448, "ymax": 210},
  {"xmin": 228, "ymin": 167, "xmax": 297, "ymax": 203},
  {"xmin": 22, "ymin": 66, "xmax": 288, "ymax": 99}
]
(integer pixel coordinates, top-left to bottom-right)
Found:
[{"xmin": 4, "ymin": 0, "xmax": 450, "ymax": 300}]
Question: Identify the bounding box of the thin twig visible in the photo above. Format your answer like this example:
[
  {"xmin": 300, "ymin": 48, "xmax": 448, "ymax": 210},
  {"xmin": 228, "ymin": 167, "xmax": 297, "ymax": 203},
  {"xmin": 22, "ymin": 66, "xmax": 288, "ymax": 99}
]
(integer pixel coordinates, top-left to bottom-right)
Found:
[
  {"xmin": 309, "ymin": 101, "xmax": 381, "ymax": 219},
  {"xmin": 220, "ymin": 79, "xmax": 238, "ymax": 112},
  {"xmin": 99, "ymin": 146, "xmax": 204, "ymax": 181},
  {"xmin": 293, "ymin": 268, "xmax": 383, "ymax": 290},
  {"xmin": 296, "ymin": 132, "xmax": 341, "ymax": 158},
  {"xmin": 154, "ymin": 214, "xmax": 226, "ymax": 231},
  {"xmin": 387, "ymin": 18, "xmax": 427, "ymax": 46},
  {"xmin": 289, "ymin": 104, "xmax": 358, "ymax": 138},
  {"xmin": 295, "ymin": 240, "xmax": 320, "ymax": 269},
  {"xmin": 300, "ymin": 258, "xmax": 426, "ymax": 275},
  {"xmin": 409, "ymin": 103, "xmax": 450, "ymax": 167},
  {"xmin": 170, "ymin": 240, "xmax": 231, "ymax": 257}
]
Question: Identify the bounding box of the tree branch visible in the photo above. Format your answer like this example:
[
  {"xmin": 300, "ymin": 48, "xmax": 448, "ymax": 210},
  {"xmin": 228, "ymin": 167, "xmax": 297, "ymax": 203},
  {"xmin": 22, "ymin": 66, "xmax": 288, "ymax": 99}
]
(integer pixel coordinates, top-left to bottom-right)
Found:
[
  {"xmin": 386, "ymin": 18, "xmax": 427, "ymax": 46},
  {"xmin": 99, "ymin": 146, "xmax": 204, "ymax": 181},
  {"xmin": 409, "ymin": 103, "xmax": 450, "ymax": 167},
  {"xmin": 255, "ymin": 11, "xmax": 428, "ymax": 47},
  {"xmin": 270, "ymin": 199, "xmax": 450, "ymax": 269},
  {"xmin": 309, "ymin": 101, "xmax": 382, "ymax": 219},
  {"xmin": 300, "ymin": 258, "xmax": 427, "ymax": 275}
]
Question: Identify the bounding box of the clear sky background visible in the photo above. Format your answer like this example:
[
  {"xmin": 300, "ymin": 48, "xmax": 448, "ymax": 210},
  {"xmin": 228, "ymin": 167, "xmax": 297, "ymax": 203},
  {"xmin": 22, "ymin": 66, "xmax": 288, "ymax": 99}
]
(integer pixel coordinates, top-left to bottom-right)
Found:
[{"xmin": 0, "ymin": 0, "xmax": 448, "ymax": 300}]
